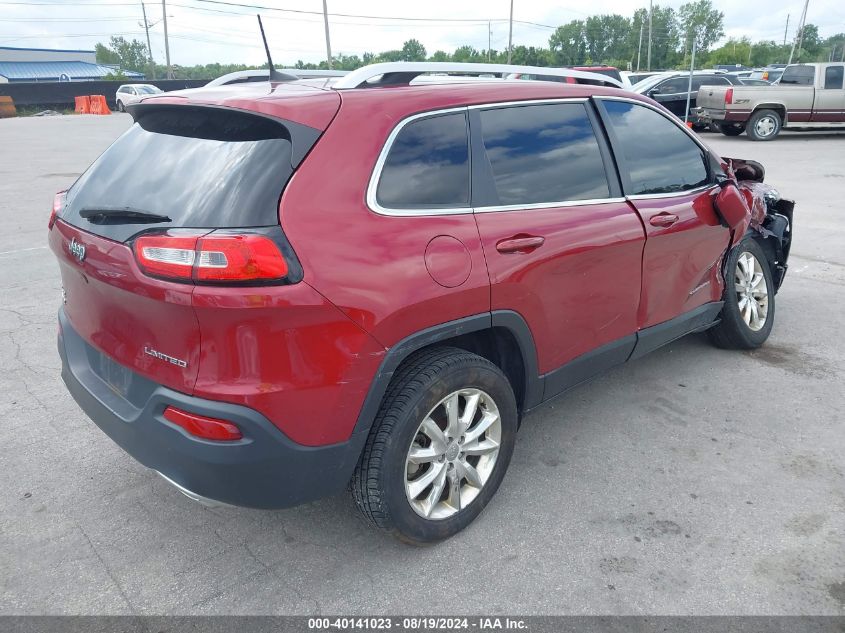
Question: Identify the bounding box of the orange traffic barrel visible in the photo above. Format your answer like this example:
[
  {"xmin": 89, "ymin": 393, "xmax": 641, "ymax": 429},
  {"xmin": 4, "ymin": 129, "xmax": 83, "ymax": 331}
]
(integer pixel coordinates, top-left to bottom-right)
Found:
[
  {"xmin": 74, "ymin": 95, "xmax": 91, "ymax": 114},
  {"xmin": 0, "ymin": 96, "xmax": 16, "ymax": 119},
  {"xmin": 89, "ymin": 95, "xmax": 111, "ymax": 115}
]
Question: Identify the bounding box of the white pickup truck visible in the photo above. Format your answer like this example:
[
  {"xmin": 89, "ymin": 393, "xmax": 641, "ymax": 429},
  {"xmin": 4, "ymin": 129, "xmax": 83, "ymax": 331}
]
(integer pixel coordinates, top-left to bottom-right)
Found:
[{"xmin": 693, "ymin": 62, "xmax": 845, "ymax": 140}]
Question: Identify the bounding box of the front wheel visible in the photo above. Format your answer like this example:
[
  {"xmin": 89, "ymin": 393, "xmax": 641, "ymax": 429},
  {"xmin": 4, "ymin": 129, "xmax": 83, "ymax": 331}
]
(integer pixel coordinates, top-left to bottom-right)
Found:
[
  {"xmin": 746, "ymin": 109, "xmax": 781, "ymax": 141},
  {"xmin": 351, "ymin": 347, "xmax": 517, "ymax": 544},
  {"xmin": 116, "ymin": 100, "xmax": 125, "ymax": 112},
  {"xmin": 708, "ymin": 237, "xmax": 775, "ymax": 349}
]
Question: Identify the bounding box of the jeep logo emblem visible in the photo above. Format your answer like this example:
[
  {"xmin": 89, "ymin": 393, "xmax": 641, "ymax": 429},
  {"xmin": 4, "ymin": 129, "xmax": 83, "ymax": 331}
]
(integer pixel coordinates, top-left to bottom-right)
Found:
[{"xmin": 69, "ymin": 237, "xmax": 86, "ymax": 263}]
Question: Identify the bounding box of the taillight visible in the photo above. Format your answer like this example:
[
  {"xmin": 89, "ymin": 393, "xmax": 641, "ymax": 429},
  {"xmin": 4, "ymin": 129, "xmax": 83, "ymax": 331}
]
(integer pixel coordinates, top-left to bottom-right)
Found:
[
  {"xmin": 724, "ymin": 88, "xmax": 733, "ymax": 105},
  {"xmin": 49, "ymin": 190, "xmax": 66, "ymax": 229},
  {"xmin": 133, "ymin": 229, "xmax": 290, "ymax": 285},
  {"xmin": 195, "ymin": 234, "xmax": 288, "ymax": 282},
  {"xmin": 163, "ymin": 406, "xmax": 242, "ymax": 441},
  {"xmin": 135, "ymin": 232, "xmax": 199, "ymax": 280}
]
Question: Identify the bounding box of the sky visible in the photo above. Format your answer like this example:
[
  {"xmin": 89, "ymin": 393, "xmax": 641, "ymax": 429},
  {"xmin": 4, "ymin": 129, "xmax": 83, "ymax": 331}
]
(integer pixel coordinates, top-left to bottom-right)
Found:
[{"xmin": 1, "ymin": 0, "xmax": 844, "ymax": 68}]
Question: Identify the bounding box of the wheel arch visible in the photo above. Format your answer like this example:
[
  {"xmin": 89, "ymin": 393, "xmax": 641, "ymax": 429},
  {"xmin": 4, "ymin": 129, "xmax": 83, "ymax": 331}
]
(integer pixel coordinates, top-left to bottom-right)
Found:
[
  {"xmin": 752, "ymin": 104, "xmax": 786, "ymax": 123},
  {"xmin": 349, "ymin": 311, "xmax": 542, "ymax": 446}
]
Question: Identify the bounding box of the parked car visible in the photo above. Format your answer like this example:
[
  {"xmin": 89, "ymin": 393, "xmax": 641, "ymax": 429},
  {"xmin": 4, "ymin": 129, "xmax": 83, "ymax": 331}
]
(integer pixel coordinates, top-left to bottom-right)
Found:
[
  {"xmin": 631, "ymin": 71, "xmax": 741, "ymax": 124},
  {"xmin": 49, "ymin": 62, "xmax": 794, "ymax": 543},
  {"xmin": 694, "ymin": 62, "xmax": 845, "ymax": 140},
  {"xmin": 114, "ymin": 84, "xmax": 163, "ymax": 111},
  {"xmin": 623, "ymin": 70, "xmax": 665, "ymax": 86},
  {"xmin": 749, "ymin": 67, "xmax": 784, "ymax": 83},
  {"xmin": 738, "ymin": 78, "xmax": 771, "ymax": 86}
]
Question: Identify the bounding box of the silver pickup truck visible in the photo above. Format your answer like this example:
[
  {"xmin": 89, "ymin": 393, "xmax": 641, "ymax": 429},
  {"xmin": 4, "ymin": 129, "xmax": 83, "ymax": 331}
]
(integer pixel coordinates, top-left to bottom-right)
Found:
[{"xmin": 694, "ymin": 62, "xmax": 845, "ymax": 140}]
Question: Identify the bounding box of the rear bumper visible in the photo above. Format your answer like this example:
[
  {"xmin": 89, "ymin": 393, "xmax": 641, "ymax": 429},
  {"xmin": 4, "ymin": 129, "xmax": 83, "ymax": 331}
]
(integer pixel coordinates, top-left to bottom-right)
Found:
[
  {"xmin": 694, "ymin": 107, "xmax": 749, "ymax": 125},
  {"xmin": 58, "ymin": 309, "xmax": 362, "ymax": 509}
]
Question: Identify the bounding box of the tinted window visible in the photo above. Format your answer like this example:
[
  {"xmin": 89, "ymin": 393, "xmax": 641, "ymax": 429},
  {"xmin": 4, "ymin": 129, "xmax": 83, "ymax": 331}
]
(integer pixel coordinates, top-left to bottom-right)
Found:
[
  {"xmin": 695, "ymin": 76, "xmax": 730, "ymax": 89},
  {"xmin": 780, "ymin": 65, "xmax": 815, "ymax": 85},
  {"xmin": 478, "ymin": 103, "xmax": 610, "ymax": 206},
  {"xmin": 64, "ymin": 107, "xmax": 300, "ymax": 242},
  {"xmin": 377, "ymin": 112, "xmax": 469, "ymax": 208},
  {"xmin": 603, "ymin": 100, "xmax": 709, "ymax": 195},
  {"xmin": 656, "ymin": 77, "xmax": 688, "ymax": 93},
  {"xmin": 824, "ymin": 65, "xmax": 844, "ymax": 89}
]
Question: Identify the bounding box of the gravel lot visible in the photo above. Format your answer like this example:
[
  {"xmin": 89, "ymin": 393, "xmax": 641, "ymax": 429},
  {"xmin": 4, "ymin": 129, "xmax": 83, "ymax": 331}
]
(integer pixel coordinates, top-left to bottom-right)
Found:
[{"xmin": 1, "ymin": 113, "xmax": 843, "ymax": 615}]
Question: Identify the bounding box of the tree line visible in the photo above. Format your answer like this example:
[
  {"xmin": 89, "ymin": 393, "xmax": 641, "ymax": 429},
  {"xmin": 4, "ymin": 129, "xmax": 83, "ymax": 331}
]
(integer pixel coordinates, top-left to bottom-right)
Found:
[{"xmin": 96, "ymin": 0, "xmax": 845, "ymax": 81}]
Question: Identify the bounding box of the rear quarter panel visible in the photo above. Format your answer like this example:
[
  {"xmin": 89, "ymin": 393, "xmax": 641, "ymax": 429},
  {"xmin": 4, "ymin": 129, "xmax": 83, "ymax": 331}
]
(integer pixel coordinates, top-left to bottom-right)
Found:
[{"xmin": 278, "ymin": 90, "xmax": 492, "ymax": 349}]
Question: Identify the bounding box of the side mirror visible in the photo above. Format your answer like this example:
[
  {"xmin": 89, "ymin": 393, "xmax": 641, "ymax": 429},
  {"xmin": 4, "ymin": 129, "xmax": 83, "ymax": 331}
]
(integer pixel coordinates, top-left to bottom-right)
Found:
[
  {"xmin": 714, "ymin": 172, "xmax": 731, "ymax": 188},
  {"xmin": 714, "ymin": 181, "xmax": 750, "ymax": 233}
]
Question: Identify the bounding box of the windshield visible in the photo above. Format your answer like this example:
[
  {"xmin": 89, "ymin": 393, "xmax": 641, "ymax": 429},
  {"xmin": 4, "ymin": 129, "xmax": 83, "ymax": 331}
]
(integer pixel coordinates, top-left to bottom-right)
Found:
[
  {"xmin": 632, "ymin": 73, "xmax": 674, "ymax": 93},
  {"xmin": 136, "ymin": 86, "xmax": 161, "ymax": 94}
]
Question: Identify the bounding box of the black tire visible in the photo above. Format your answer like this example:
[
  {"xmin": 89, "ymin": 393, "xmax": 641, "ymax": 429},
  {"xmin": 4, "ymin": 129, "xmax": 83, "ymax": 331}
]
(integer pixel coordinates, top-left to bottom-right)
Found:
[
  {"xmin": 116, "ymin": 100, "xmax": 124, "ymax": 112},
  {"xmin": 708, "ymin": 237, "xmax": 775, "ymax": 350},
  {"xmin": 351, "ymin": 346, "xmax": 517, "ymax": 544},
  {"xmin": 746, "ymin": 109, "xmax": 781, "ymax": 141},
  {"xmin": 719, "ymin": 123, "xmax": 745, "ymax": 136}
]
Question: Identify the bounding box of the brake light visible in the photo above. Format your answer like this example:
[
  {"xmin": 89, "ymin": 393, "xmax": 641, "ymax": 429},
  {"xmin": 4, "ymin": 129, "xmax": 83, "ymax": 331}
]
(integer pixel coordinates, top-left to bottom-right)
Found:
[
  {"xmin": 163, "ymin": 406, "xmax": 242, "ymax": 441},
  {"xmin": 195, "ymin": 234, "xmax": 288, "ymax": 282},
  {"xmin": 133, "ymin": 230, "xmax": 289, "ymax": 284},
  {"xmin": 49, "ymin": 190, "xmax": 66, "ymax": 229},
  {"xmin": 724, "ymin": 88, "xmax": 733, "ymax": 105}
]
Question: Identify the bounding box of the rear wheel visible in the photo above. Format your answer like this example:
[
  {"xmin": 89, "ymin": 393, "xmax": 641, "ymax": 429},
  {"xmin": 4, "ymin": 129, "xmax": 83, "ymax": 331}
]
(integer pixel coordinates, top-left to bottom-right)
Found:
[
  {"xmin": 116, "ymin": 100, "xmax": 125, "ymax": 112},
  {"xmin": 746, "ymin": 109, "xmax": 781, "ymax": 141},
  {"xmin": 351, "ymin": 347, "xmax": 517, "ymax": 544},
  {"xmin": 708, "ymin": 237, "xmax": 775, "ymax": 349},
  {"xmin": 719, "ymin": 123, "xmax": 745, "ymax": 136}
]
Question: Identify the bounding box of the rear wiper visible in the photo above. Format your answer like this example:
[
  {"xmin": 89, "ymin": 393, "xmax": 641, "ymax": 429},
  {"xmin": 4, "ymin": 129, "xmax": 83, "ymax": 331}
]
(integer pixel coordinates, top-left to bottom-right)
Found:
[{"xmin": 79, "ymin": 207, "xmax": 171, "ymax": 225}]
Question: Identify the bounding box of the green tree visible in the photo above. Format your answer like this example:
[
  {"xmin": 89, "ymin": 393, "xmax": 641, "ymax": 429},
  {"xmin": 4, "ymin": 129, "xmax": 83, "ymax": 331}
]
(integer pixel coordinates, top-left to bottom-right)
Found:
[
  {"xmin": 678, "ymin": 0, "xmax": 724, "ymax": 53},
  {"xmin": 549, "ymin": 20, "xmax": 586, "ymax": 65},
  {"xmin": 429, "ymin": 50, "xmax": 451, "ymax": 62},
  {"xmin": 400, "ymin": 39, "xmax": 427, "ymax": 61},
  {"xmin": 584, "ymin": 14, "xmax": 632, "ymax": 64},
  {"xmin": 95, "ymin": 36, "xmax": 149, "ymax": 72},
  {"xmin": 794, "ymin": 23, "xmax": 821, "ymax": 60}
]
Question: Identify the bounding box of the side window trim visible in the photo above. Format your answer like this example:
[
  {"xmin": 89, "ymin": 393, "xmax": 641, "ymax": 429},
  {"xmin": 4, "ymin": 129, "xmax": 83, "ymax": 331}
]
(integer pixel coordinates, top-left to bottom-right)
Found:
[
  {"xmin": 368, "ymin": 98, "xmax": 629, "ymax": 218},
  {"xmin": 594, "ymin": 95, "xmax": 716, "ymax": 198},
  {"xmin": 367, "ymin": 106, "xmax": 471, "ymax": 217}
]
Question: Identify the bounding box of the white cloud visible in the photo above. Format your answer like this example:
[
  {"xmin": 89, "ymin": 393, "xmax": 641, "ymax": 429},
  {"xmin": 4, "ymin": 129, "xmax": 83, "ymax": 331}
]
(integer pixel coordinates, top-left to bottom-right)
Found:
[{"xmin": 1, "ymin": 0, "xmax": 843, "ymax": 67}]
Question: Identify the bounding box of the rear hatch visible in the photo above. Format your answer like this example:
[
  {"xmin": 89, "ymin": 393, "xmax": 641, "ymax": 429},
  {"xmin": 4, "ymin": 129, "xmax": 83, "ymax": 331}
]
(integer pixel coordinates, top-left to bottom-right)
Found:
[{"xmin": 50, "ymin": 92, "xmax": 338, "ymax": 394}]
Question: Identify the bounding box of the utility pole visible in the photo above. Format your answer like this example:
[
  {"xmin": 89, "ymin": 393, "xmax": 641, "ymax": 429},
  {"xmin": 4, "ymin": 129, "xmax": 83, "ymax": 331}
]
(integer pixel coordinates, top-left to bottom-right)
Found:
[
  {"xmin": 161, "ymin": 0, "xmax": 171, "ymax": 79},
  {"xmin": 647, "ymin": 0, "xmax": 653, "ymax": 71},
  {"xmin": 488, "ymin": 21, "xmax": 492, "ymax": 61},
  {"xmin": 140, "ymin": 2, "xmax": 155, "ymax": 79},
  {"xmin": 322, "ymin": 0, "xmax": 332, "ymax": 69},
  {"xmin": 783, "ymin": 14, "xmax": 789, "ymax": 46},
  {"xmin": 636, "ymin": 20, "xmax": 643, "ymax": 71},
  {"xmin": 507, "ymin": 0, "xmax": 514, "ymax": 64},
  {"xmin": 684, "ymin": 36, "xmax": 697, "ymax": 125},
  {"xmin": 788, "ymin": 0, "xmax": 809, "ymax": 64}
]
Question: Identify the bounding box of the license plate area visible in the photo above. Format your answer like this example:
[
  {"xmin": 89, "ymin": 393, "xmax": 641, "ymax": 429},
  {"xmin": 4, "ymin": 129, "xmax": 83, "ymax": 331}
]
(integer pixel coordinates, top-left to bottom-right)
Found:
[{"xmin": 99, "ymin": 354, "xmax": 132, "ymax": 398}]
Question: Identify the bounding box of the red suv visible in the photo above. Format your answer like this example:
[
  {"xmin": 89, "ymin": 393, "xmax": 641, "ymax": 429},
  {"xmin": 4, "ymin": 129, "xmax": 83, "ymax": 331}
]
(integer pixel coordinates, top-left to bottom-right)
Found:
[{"xmin": 49, "ymin": 63, "xmax": 794, "ymax": 544}]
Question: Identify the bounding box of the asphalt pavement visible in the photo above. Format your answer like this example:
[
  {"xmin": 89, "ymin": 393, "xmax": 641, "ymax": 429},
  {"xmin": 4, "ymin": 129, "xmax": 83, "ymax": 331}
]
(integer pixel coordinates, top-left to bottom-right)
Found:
[{"xmin": 1, "ymin": 113, "xmax": 843, "ymax": 615}]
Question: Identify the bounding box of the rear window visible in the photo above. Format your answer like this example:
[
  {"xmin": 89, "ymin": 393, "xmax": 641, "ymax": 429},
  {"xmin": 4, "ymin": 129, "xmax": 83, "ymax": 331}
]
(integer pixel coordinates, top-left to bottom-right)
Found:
[
  {"xmin": 824, "ymin": 65, "xmax": 844, "ymax": 89},
  {"xmin": 64, "ymin": 106, "xmax": 309, "ymax": 242},
  {"xmin": 376, "ymin": 111, "xmax": 470, "ymax": 209},
  {"xmin": 780, "ymin": 65, "xmax": 815, "ymax": 85}
]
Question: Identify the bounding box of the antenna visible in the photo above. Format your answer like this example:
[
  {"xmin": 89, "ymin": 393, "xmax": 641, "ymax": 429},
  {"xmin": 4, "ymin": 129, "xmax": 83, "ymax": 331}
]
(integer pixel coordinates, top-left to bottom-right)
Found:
[{"xmin": 257, "ymin": 14, "xmax": 297, "ymax": 82}]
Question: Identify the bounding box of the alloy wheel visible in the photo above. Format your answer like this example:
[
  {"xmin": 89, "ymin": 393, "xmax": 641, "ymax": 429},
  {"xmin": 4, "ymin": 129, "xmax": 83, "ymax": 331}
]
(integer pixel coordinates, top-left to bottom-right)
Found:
[
  {"xmin": 754, "ymin": 116, "xmax": 776, "ymax": 138},
  {"xmin": 735, "ymin": 251, "xmax": 769, "ymax": 331},
  {"xmin": 404, "ymin": 388, "xmax": 501, "ymax": 520}
]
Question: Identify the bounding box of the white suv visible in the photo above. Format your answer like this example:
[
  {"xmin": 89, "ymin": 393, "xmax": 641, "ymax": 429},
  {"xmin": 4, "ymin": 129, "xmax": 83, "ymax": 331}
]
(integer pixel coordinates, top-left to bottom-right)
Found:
[{"xmin": 115, "ymin": 84, "xmax": 163, "ymax": 111}]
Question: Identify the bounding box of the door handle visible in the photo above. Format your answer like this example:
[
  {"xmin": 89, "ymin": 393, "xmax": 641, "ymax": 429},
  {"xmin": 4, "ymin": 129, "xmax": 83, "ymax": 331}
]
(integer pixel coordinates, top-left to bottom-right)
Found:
[
  {"xmin": 495, "ymin": 235, "xmax": 545, "ymax": 254},
  {"xmin": 649, "ymin": 213, "xmax": 679, "ymax": 228}
]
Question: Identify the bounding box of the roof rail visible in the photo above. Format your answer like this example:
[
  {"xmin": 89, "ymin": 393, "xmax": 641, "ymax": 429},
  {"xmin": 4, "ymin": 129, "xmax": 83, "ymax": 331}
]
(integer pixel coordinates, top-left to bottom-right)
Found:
[{"xmin": 331, "ymin": 62, "xmax": 624, "ymax": 90}]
